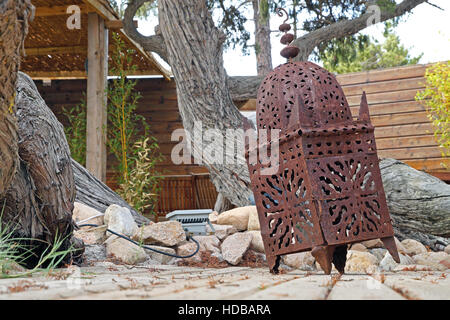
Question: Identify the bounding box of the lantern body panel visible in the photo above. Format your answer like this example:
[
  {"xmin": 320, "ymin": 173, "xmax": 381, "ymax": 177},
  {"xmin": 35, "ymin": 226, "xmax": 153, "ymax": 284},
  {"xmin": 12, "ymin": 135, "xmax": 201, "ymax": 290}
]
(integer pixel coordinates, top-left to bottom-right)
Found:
[{"xmin": 245, "ymin": 61, "xmax": 398, "ymax": 273}]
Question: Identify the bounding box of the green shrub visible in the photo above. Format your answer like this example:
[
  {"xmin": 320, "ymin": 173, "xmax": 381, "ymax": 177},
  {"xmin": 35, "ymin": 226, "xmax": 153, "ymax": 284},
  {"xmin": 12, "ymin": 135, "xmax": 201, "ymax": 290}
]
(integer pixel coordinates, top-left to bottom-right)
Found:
[
  {"xmin": 117, "ymin": 138, "xmax": 163, "ymax": 214},
  {"xmin": 62, "ymin": 100, "xmax": 87, "ymax": 166},
  {"xmin": 415, "ymin": 61, "xmax": 450, "ymax": 162}
]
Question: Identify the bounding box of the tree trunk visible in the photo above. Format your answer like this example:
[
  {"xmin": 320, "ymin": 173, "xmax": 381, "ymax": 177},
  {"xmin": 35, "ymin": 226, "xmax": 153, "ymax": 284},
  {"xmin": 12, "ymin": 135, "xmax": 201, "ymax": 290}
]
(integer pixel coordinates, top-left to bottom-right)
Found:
[
  {"xmin": 252, "ymin": 0, "xmax": 272, "ymax": 76},
  {"xmin": 1, "ymin": 72, "xmax": 80, "ymax": 266},
  {"xmin": 214, "ymin": 192, "xmax": 234, "ymax": 213},
  {"xmin": 72, "ymin": 158, "xmax": 150, "ymax": 226},
  {"xmin": 380, "ymin": 158, "xmax": 450, "ymax": 249},
  {"xmin": 158, "ymin": 0, "xmax": 253, "ymax": 206},
  {"xmin": 0, "ymin": 0, "xmax": 33, "ymax": 197}
]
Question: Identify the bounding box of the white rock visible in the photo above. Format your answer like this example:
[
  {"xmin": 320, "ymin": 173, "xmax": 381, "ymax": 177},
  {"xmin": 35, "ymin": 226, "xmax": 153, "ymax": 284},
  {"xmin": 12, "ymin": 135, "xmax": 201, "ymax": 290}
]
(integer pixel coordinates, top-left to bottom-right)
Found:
[
  {"xmin": 209, "ymin": 211, "xmax": 219, "ymax": 224},
  {"xmin": 282, "ymin": 251, "xmax": 315, "ymax": 271},
  {"xmin": 134, "ymin": 221, "xmax": 186, "ymax": 247},
  {"xmin": 445, "ymin": 245, "xmax": 450, "ymax": 255},
  {"xmin": 401, "ymin": 239, "xmax": 428, "ymax": 256},
  {"xmin": 73, "ymin": 225, "xmax": 107, "ymax": 245},
  {"xmin": 369, "ymin": 248, "xmax": 387, "ymax": 263},
  {"xmin": 216, "ymin": 206, "xmax": 256, "ymax": 231},
  {"xmin": 176, "ymin": 241, "xmax": 202, "ymax": 262},
  {"xmin": 350, "ymin": 243, "xmax": 368, "ymax": 252},
  {"xmin": 247, "ymin": 208, "xmax": 260, "ymax": 231},
  {"xmin": 361, "ymin": 238, "xmax": 384, "ymax": 249},
  {"xmin": 394, "ymin": 237, "xmax": 407, "ymax": 255},
  {"xmin": 344, "ymin": 250, "xmax": 379, "ymax": 274},
  {"xmin": 221, "ymin": 232, "xmax": 253, "ymax": 265},
  {"xmin": 192, "ymin": 235, "xmax": 221, "ymax": 254},
  {"xmin": 379, "ymin": 252, "xmax": 414, "ymax": 271},
  {"xmin": 145, "ymin": 245, "xmax": 177, "ymax": 264},
  {"xmin": 72, "ymin": 202, "xmax": 104, "ymax": 226},
  {"xmin": 246, "ymin": 230, "xmax": 265, "ymax": 253},
  {"xmin": 412, "ymin": 252, "xmax": 449, "ymax": 271},
  {"xmin": 206, "ymin": 224, "xmax": 237, "ymax": 240},
  {"xmin": 104, "ymin": 204, "xmax": 138, "ymax": 237},
  {"xmin": 106, "ymin": 237, "xmax": 147, "ymax": 265}
]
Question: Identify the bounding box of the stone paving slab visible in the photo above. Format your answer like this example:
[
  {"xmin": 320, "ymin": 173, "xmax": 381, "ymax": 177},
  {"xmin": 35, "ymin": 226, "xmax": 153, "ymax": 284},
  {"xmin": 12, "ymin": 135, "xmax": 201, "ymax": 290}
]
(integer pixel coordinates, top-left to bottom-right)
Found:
[
  {"xmin": 327, "ymin": 275, "xmax": 405, "ymax": 300},
  {"xmin": 0, "ymin": 265, "xmax": 449, "ymax": 300}
]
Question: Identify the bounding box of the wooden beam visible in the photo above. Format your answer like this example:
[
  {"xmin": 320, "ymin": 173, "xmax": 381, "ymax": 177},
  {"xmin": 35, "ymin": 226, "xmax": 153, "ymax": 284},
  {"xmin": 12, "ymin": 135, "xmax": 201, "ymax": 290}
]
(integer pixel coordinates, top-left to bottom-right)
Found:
[
  {"xmin": 35, "ymin": 4, "xmax": 90, "ymax": 17},
  {"xmin": 83, "ymin": 0, "xmax": 172, "ymax": 79},
  {"xmin": 105, "ymin": 20, "xmax": 138, "ymax": 30},
  {"xmin": 86, "ymin": 13, "xmax": 108, "ymax": 182},
  {"xmin": 83, "ymin": 0, "xmax": 119, "ymax": 21},
  {"xmin": 26, "ymin": 69, "xmax": 163, "ymax": 80},
  {"xmin": 26, "ymin": 46, "xmax": 87, "ymax": 56},
  {"xmin": 27, "ymin": 71, "xmax": 87, "ymax": 79}
]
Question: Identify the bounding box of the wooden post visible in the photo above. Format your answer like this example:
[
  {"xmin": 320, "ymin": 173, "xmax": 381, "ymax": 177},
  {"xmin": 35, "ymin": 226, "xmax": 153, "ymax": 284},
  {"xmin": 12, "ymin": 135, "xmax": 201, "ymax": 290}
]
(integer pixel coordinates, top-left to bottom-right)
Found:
[{"xmin": 86, "ymin": 13, "xmax": 108, "ymax": 182}]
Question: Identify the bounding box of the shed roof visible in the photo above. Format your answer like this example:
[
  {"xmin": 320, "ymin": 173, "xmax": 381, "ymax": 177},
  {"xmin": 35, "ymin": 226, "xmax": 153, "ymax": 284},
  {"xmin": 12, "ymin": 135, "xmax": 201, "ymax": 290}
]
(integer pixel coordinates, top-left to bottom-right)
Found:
[{"xmin": 21, "ymin": 0, "xmax": 171, "ymax": 79}]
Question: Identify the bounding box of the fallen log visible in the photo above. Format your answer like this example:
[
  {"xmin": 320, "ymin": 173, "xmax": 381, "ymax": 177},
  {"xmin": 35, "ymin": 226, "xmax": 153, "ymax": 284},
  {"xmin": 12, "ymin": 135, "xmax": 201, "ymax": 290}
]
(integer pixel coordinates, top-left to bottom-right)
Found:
[
  {"xmin": 380, "ymin": 158, "xmax": 450, "ymax": 250},
  {"xmin": 72, "ymin": 159, "xmax": 150, "ymax": 226}
]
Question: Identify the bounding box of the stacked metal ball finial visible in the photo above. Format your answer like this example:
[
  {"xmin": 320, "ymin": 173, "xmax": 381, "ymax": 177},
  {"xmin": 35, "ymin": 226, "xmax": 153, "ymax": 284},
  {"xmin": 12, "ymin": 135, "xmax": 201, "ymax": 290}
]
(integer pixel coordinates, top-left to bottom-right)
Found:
[{"xmin": 277, "ymin": 8, "xmax": 300, "ymax": 60}]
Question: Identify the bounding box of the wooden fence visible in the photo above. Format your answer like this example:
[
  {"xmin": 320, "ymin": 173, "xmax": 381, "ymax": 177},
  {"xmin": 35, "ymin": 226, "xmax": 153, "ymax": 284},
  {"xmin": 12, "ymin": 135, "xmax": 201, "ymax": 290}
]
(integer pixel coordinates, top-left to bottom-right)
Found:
[
  {"xmin": 155, "ymin": 174, "xmax": 218, "ymax": 216},
  {"xmin": 34, "ymin": 63, "xmax": 449, "ymax": 217}
]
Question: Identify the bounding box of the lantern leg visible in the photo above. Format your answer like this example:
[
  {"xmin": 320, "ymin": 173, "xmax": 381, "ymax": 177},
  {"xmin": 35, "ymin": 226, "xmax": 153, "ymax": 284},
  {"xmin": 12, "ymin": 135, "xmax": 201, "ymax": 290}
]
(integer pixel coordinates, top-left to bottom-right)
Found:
[
  {"xmin": 267, "ymin": 254, "xmax": 281, "ymax": 274},
  {"xmin": 381, "ymin": 236, "xmax": 400, "ymax": 263},
  {"xmin": 332, "ymin": 245, "xmax": 348, "ymax": 274},
  {"xmin": 311, "ymin": 245, "xmax": 334, "ymax": 275}
]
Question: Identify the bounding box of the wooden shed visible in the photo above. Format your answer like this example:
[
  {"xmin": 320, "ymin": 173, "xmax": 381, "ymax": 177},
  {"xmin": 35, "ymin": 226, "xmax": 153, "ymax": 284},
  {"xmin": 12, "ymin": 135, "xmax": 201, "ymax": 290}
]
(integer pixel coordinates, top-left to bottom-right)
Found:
[{"xmin": 21, "ymin": 0, "xmax": 171, "ymax": 183}]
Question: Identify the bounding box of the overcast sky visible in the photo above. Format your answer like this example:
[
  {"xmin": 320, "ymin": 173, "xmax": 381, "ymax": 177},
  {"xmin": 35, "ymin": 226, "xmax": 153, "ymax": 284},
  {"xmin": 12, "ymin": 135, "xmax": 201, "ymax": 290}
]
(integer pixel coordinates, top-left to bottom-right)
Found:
[{"xmin": 137, "ymin": 0, "xmax": 450, "ymax": 76}]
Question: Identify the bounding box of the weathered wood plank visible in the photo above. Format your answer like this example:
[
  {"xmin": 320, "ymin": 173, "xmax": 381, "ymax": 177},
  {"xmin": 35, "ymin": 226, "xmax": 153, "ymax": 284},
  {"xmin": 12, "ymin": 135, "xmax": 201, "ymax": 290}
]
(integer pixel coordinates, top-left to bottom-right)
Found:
[
  {"xmin": 371, "ymin": 111, "xmax": 430, "ymax": 127},
  {"xmin": 347, "ymin": 89, "xmax": 420, "ymax": 106},
  {"xmin": 343, "ymin": 77, "xmax": 425, "ymax": 97},
  {"xmin": 381, "ymin": 272, "xmax": 450, "ymax": 300},
  {"xmin": 378, "ymin": 146, "xmax": 443, "ymax": 160},
  {"xmin": 86, "ymin": 13, "xmax": 108, "ymax": 182},
  {"xmin": 376, "ymin": 135, "xmax": 438, "ymax": 150},
  {"xmin": 327, "ymin": 275, "xmax": 405, "ymax": 300},
  {"xmin": 336, "ymin": 64, "xmax": 428, "ymax": 86}
]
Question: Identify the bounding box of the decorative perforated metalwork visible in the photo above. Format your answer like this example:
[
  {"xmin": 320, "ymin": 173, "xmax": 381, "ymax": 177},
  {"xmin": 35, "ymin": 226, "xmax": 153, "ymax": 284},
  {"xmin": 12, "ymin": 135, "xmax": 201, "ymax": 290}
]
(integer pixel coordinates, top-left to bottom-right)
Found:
[{"xmin": 244, "ymin": 11, "xmax": 399, "ymax": 274}]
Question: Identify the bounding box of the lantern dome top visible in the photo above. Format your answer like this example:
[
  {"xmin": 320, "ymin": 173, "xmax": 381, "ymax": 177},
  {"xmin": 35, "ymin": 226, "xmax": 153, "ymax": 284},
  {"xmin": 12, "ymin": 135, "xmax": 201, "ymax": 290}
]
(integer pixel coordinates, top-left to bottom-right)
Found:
[{"xmin": 256, "ymin": 61, "xmax": 353, "ymax": 131}]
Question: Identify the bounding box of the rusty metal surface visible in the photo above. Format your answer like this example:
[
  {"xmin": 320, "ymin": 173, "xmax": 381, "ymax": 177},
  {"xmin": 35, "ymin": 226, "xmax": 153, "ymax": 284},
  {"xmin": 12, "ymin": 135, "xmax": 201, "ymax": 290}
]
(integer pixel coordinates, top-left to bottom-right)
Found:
[{"xmin": 244, "ymin": 9, "xmax": 399, "ymax": 274}]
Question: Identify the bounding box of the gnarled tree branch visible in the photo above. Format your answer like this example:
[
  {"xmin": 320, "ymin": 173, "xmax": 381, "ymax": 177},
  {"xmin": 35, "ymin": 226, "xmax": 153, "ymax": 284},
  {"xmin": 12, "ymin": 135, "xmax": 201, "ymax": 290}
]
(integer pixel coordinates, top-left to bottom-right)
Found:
[
  {"xmin": 292, "ymin": 0, "xmax": 427, "ymax": 61},
  {"xmin": 123, "ymin": 0, "xmax": 168, "ymax": 62}
]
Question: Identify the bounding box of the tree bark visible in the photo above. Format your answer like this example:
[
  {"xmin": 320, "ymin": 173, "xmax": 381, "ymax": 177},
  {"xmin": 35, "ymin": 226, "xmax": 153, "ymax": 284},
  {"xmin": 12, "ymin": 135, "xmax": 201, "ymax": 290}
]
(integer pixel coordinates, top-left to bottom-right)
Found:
[
  {"xmin": 1, "ymin": 72, "xmax": 80, "ymax": 266},
  {"xmin": 252, "ymin": 0, "xmax": 272, "ymax": 76},
  {"xmin": 214, "ymin": 192, "xmax": 234, "ymax": 213},
  {"xmin": 0, "ymin": 0, "xmax": 34, "ymax": 197},
  {"xmin": 158, "ymin": 0, "xmax": 253, "ymax": 206}
]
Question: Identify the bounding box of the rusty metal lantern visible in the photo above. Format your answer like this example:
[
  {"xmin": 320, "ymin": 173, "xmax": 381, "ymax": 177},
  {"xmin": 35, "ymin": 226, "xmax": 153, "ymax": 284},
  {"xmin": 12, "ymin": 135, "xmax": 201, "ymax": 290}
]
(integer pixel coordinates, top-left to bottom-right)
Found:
[{"xmin": 244, "ymin": 8, "xmax": 400, "ymax": 274}]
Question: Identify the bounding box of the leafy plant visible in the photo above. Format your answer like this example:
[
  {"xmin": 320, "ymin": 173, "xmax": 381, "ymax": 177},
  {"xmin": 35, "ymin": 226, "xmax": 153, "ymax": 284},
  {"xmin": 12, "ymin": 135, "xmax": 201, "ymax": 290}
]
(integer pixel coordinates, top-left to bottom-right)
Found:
[
  {"xmin": 117, "ymin": 138, "xmax": 162, "ymax": 213},
  {"xmin": 62, "ymin": 99, "xmax": 87, "ymax": 166},
  {"xmin": 107, "ymin": 32, "xmax": 163, "ymax": 215},
  {"xmin": 415, "ymin": 61, "xmax": 450, "ymax": 162},
  {"xmin": 0, "ymin": 205, "xmax": 74, "ymax": 279},
  {"xmin": 107, "ymin": 32, "xmax": 147, "ymax": 184}
]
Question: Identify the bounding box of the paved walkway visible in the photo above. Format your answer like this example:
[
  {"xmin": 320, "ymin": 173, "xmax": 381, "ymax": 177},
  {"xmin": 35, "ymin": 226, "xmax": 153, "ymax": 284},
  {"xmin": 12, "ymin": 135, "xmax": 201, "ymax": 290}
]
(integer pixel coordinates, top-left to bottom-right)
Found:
[{"xmin": 0, "ymin": 262, "xmax": 449, "ymax": 300}]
